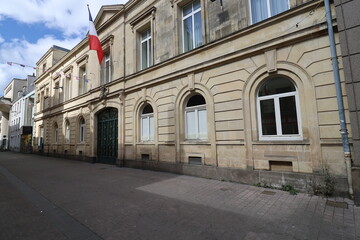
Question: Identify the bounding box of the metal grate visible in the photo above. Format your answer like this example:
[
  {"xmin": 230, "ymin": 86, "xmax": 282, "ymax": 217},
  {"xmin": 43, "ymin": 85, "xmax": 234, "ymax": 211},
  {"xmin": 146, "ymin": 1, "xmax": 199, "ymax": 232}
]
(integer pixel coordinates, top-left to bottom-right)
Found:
[
  {"xmin": 142, "ymin": 154, "xmax": 150, "ymax": 161},
  {"xmin": 189, "ymin": 156, "xmax": 202, "ymax": 165},
  {"xmin": 326, "ymin": 200, "xmax": 348, "ymax": 209},
  {"xmin": 261, "ymin": 190, "xmax": 276, "ymax": 196}
]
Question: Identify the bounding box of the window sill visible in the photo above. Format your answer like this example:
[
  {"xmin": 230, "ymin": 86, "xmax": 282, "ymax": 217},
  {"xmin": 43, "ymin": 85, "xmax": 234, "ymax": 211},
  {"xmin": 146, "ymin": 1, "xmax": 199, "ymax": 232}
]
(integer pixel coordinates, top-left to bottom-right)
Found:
[
  {"xmin": 137, "ymin": 141, "xmax": 155, "ymax": 145},
  {"xmin": 252, "ymin": 139, "xmax": 310, "ymax": 145},
  {"xmin": 181, "ymin": 140, "xmax": 210, "ymax": 145}
]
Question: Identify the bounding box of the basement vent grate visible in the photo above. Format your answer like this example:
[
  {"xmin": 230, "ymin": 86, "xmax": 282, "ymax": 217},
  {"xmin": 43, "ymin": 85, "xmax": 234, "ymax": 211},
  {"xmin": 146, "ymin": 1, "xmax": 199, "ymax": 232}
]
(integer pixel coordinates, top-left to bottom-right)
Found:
[
  {"xmin": 189, "ymin": 156, "xmax": 202, "ymax": 165},
  {"xmin": 261, "ymin": 190, "xmax": 276, "ymax": 196},
  {"xmin": 142, "ymin": 154, "xmax": 150, "ymax": 161},
  {"xmin": 326, "ymin": 200, "xmax": 348, "ymax": 209}
]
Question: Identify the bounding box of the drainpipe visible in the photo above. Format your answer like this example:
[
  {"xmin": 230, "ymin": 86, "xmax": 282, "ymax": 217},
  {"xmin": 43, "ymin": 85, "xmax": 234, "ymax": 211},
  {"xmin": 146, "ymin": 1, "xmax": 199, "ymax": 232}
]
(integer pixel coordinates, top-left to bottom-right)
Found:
[{"xmin": 324, "ymin": 0, "xmax": 353, "ymax": 198}]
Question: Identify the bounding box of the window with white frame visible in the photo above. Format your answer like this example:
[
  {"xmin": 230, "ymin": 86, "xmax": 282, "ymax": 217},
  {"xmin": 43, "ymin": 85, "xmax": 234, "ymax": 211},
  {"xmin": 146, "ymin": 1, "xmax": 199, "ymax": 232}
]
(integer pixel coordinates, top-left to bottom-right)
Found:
[
  {"xmin": 79, "ymin": 65, "xmax": 87, "ymax": 95},
  {"xmin": 185, "ymin": 94, "xmax": 207, "ymax": 140},
  {"xmin": 79, "ymin": 117, "xmax": 85, "ymax": 142},
  {"xmin": 65, "ymin": 121, "xmax": 70, "ymax": 143},
  {"xmin": 257, "ymin": 77, "xmax": 302, "ymax": 140},
  {"xmin": 182, "ymin": 0, "xmax": 202, "ymax": 53},
  {"xmin": 54, "ymin": 123, "xmax": 58, "ymax": 143},
  {"xmin": 250, "ymin": 0, "xmax": 289, "ymax": 24},
  {"xmin": 102, "ymin": 52, "xmax": 111, "ymax": 84},
  {"xmin": 65, "ymin": 74, "xmax": 71, "ymax": 101},
  {"xmin": 141, "ymin": 104, "xmax": 154, "ymax": 141},
  {"xmin": 140, "ymin": 29, "xmax": 152, "ymax": 70}
]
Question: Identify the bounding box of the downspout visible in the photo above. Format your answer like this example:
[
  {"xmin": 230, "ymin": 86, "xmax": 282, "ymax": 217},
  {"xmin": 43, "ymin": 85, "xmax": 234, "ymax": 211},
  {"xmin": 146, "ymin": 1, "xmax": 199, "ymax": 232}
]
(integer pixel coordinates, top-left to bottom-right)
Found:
[{"xmin": 324, "ymin": 0, "xmax": 353, "ymax": 198}]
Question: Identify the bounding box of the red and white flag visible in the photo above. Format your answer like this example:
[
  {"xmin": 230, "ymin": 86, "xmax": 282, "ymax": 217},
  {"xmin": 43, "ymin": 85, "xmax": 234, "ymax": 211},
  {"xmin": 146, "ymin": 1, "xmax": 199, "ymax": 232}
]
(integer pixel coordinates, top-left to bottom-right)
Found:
[{"xmin": 88, "ymin": 6, "xmax": 104, "ymax": 64}]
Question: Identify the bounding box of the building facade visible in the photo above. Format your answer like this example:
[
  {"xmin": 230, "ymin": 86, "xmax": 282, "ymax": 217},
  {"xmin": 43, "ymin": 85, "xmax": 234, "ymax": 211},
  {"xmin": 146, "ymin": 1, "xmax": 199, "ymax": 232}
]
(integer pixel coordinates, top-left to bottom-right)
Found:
[
  {"xmin": 8, "ymin": 75, "xmax": 36, "ymax": 152},
  {"xmin": 0, "ymin": 98, "xmax": 11, "ymax": 150},
  {"xmin": 0, "ymin": 78, "xmax": 28, "ymax": 150},
  {"xmin": 334, "ymin": 0, "xmax": 360, "ymax": 202},
  {"xmin": 33, "ymin": 0, "xmax": 353, "ymax": 195}
]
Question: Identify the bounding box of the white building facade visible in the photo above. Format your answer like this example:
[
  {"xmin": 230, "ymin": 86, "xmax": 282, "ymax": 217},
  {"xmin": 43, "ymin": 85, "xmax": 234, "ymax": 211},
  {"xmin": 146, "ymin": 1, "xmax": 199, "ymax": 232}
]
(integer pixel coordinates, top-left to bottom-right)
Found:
[{"xmin": 8, "ymin": 75, "xmax": 35, "ymax": 152}]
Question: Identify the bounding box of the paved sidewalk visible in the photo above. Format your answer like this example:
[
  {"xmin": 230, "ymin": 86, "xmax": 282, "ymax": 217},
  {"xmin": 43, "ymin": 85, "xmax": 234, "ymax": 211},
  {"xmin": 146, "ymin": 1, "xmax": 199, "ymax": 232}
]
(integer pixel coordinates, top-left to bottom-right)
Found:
[{"xmin": 0, "ymin": 152, "xmax": 359, "ymax": 240}]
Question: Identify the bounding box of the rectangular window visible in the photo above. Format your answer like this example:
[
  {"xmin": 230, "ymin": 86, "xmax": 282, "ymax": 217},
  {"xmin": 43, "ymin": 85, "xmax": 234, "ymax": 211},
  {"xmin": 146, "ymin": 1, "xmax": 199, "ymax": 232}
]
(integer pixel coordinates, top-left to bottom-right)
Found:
[
  {"xmin": 65, "ymin": 75, "xmax": 71, "ymax": 101},
  {"xmin": 65, "ymin": 124, "xmax": 70, "ymax": 143},
  {"xmin": 80, "ymin": 123, "xmax": 85, "ymax": 142},
  {"xmin": 103, "ymin": 53, "xmax": 111, "ymax": 84},
  {"xmin": 141, "ymin": 114, "xmax": 154, "ymax": 141},
  {"xmin": 41, "ymin": 91, "xmax": 45, "ymax": 111},
  {"xmin": 79, "ymin": 66, "xmax": 86, "ymax": 95},
  {"xmin": 260, "ymin": 99, "xmax": 276, "ymax": 135},
  {"xmin": 279, "ymin": 96, "xmax": 298, "ymax": 135},
  {"xmin": 182, "ymin": 0, "xmax": 202, "ymax": 53},
  {"xmin": 54, "ymin": 82, "xmax": 60, "ymax": 105},
  {"xmin": 185, "ymin": 106, "xmax": 207, "ymax": 140},
  {"xmin": 250, "ymin": 0, "xmax": 289, "ymax": 24},
  {"xmin": 42, "ymin": 63, "xmax": 47, "ymax": 74},
  {"xmin": 140, "ymin": 29, "xmax": 152, "ymax": 70},
  {"xmin": 54, "ymin": 128, "xmax": 58, "ymax": 143}
]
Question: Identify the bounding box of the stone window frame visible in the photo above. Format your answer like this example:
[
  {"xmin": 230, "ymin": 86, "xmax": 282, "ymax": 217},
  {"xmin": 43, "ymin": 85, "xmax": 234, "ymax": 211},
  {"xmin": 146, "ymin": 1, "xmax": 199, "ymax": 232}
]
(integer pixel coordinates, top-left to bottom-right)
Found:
[
  {"xmin": 53, "ymin": 122, "xmax": 59, "ymax": 144},
  {"xmin": 172, "ymin": 0, "xmax": 206, "ymax": 54},
  {"xmin": 181, "ymin": 0, "xmax": 202, "ymax": 53},
  {"xmin": 256, "ymin": 76, "xmax": 303, "ymax": 141},
  {"xmin": 63, "ymin": 66, "xmax": 73, "ymax": 101},
  {"xmin": 64, "ymin": 119, "xmax": 71, "ymax": 144},
  {"xmin": 139, "ymin": 28, "xmax": 152, "ymax": 70},
  {"xmin": 177, "ymin": 90, "xmax": 211, "ymax": 143},
  {"xmin": 76, "ymin": 54, "xmax": 89, "ymax": 96},
  {"xmin": 78, "ymin": 116, "xmax": 86, "ymax": 143},
  {"xmin": 52, "ymin": 75, "xmax": 61, "ymax": 106},
  {"xmin": 184, "ymin": 94, "xmax": 208, "ymax": 140},
  {"xmin": 130, "ymin": 7, "xmax": 156, "ymax": 72},
  {"xmin": 100, "ymin": 35, "xmax": 114, "ymax": 85}
]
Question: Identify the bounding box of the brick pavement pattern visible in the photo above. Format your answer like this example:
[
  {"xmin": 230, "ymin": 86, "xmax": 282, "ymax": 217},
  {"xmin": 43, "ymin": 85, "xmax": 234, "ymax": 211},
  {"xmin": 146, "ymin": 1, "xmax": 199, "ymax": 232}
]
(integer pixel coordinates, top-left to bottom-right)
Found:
[{"xmin": 0, "ymin": 152, "xmax": 359, "ymax": 240}]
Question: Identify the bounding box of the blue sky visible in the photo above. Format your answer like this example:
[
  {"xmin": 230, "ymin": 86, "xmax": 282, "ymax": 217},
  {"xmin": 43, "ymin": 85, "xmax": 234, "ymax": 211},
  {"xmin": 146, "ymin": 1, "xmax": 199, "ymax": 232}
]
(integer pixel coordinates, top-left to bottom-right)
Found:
[
  {"xmin": 0, "ymin": 18, "xmax": 64, "ymax": 43},
  {"xmin": 0, "ymin": 0, "xmax": 127, "ymax": 95}
]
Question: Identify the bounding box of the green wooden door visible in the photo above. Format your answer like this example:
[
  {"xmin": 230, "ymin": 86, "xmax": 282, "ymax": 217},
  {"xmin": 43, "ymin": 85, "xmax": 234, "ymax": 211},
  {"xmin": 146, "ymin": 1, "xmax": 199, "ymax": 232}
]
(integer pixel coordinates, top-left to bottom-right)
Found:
[{"xmin": 97, "ymin": 108, "xmax": 118, "ymax": 164}]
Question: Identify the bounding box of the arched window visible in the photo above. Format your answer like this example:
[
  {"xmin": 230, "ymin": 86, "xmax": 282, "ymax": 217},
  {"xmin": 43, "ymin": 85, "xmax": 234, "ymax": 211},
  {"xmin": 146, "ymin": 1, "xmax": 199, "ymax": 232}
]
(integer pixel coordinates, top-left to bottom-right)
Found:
[
  {"xmin": 65, "ymin": 120, "xmax": 70, "ymax": 143},
  {"xmin": 141, "ymin": 104, "xmax": 154, "ymax": 141},
  {"xmin": 257, "ymin": 77, "xmax": 301, "ymax": 140},
  {"xmin": 185, "ymin": 94, "xmax": 207, "ymax": 140},
  {"xmin": 79, "ymin": 117, "xmax": 85, "ymax": 142},
  {"xmin": 54, "ymin": 123, "xmax": 58, "ymax": 143}
]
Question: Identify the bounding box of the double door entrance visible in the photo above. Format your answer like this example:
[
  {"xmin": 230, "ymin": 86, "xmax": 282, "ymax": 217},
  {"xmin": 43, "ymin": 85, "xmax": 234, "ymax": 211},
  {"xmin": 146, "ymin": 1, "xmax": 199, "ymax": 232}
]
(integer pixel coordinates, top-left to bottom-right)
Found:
[{"xmin": 97, "ymin": 108, "xmax": 118, "ymax": 164}]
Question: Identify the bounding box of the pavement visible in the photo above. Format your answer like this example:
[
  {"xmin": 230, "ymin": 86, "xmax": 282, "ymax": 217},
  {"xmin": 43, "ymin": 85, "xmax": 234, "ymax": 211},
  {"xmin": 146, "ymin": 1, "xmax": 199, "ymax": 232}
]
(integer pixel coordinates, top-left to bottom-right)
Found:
[{"xmin": 0, "ymin": 151, "xmax": 359, "ymax": 240}]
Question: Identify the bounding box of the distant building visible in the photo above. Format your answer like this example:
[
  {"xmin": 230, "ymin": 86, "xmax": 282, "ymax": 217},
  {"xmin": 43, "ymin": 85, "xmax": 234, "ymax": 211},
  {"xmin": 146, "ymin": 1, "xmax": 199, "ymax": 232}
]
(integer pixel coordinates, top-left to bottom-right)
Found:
[
  {"xmin": 33, "ymin": 0, "xmax": 354, "ymax": 196},
  {"xmin": 0, "ymin": 97, "xmax": 11, "ymax": 150},
  {"xmin": 8, "ymin": 75, "xmax": 36, "ymax": 152},
  {"xmin": 0, "ymin": 78, "xmax": 28, "ymax": 150}
]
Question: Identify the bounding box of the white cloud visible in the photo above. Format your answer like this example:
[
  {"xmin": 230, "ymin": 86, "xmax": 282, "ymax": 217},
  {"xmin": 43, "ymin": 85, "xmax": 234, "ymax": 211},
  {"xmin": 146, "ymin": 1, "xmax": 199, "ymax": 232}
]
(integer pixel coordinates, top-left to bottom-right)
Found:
[
  {"xmin": 0, "ymin": 36, "xmax": 81, "ymax": 94},
  {"xmin": 0, "ymin": 0, "xmax": 128, "ymax": 95},
  {"xmin": 0, "ymin": 0, "xmax": 127, "ymax": 37}
]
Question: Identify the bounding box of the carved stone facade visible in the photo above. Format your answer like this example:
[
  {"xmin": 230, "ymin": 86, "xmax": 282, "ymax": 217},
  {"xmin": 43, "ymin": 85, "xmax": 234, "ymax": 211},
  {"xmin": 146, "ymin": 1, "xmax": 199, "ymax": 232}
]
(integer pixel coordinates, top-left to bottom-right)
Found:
[{"xmin": 33, "ymin": 0, "xmax": 352, "ymax": 195}]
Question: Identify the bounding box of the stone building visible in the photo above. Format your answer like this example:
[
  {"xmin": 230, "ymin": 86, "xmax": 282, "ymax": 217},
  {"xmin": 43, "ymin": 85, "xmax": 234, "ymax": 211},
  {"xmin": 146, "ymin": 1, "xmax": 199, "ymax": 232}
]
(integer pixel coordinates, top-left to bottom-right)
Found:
[
  {"xmin": 33, "ymin": 0, "xmax": 353, "ymax": 195},
  {"xmin": 0, "ymin": 78, "xmax": 28, "ymax": 150},
  {"xmin": 8, "ymin": 75, "xmax": 36, "ymax": 152},
  {"xmin": 334, "ymin": 0, "xmax": 360, "ymax": 202}
]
